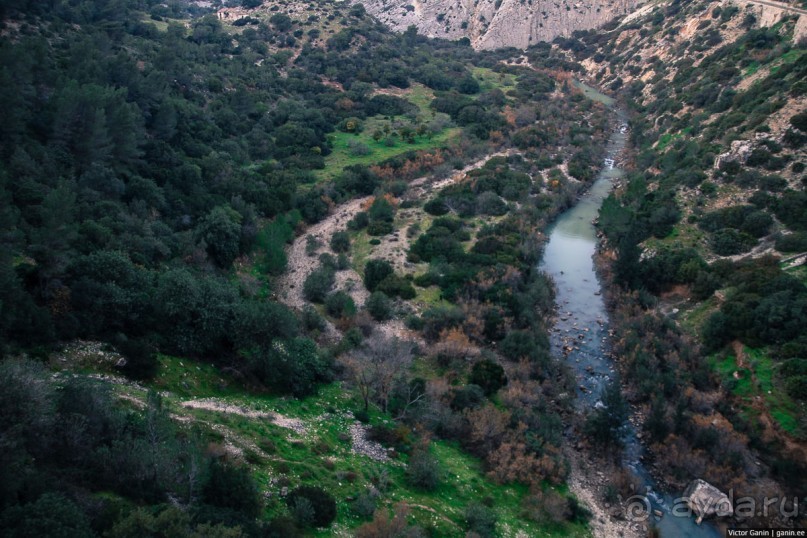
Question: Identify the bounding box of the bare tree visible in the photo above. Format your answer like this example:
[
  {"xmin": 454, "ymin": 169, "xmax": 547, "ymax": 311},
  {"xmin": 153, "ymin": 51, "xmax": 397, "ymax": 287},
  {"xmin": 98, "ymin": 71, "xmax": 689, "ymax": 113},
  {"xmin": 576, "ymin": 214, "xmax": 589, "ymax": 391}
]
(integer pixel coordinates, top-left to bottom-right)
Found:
[{"xmin": 347, "ymin": 334, "xmax": 414, "ymax": 413}]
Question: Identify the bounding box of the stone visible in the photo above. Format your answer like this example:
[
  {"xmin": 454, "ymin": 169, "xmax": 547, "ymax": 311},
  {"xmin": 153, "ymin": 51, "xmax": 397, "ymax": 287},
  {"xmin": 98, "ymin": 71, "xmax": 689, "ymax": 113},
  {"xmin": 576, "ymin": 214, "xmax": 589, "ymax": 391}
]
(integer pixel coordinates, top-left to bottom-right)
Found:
[{"xmin": 683, "ymin": 479, "xmax": 733, "ymax": 524}]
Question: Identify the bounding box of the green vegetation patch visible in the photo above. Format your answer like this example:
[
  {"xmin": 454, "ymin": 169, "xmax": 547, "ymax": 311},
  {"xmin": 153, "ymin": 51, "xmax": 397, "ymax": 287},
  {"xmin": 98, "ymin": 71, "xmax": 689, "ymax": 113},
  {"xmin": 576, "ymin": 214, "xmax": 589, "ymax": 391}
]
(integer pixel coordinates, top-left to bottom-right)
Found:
[{"xmin": 317, "ymin": 120, "xmax": 460, "ymax": 181}]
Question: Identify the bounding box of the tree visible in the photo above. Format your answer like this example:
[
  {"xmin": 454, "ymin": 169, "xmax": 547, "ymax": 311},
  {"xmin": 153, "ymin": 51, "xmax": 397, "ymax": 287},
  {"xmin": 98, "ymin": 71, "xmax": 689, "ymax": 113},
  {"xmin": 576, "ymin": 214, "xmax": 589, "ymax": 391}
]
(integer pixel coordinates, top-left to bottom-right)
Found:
[
  {"xmin": 198, "ymin": 206, "xmax": 242, "ymax": 268},
  {"xmin": 405, "ymin": 444, "xmax": 442, "ymax": 491},
  {"xmin": 347, "ymin": 334, "xmax": 414, "ymax": 412},
  {"xmin": 303, "ymin": 266, "xmax": 335, "ymax": 303},
  {"xmin": 285, "ymin": 487, "xmax": 336, "ymax": 528},
  {"xmin": 0, "ymin": 493, "xmax": 93, "ymax": 538},
  {"xmin": 585, "ymin": 379, "xmax": 628, "ymax": 448},
  {"xmin": 330, "ymin": 231, "xmax": 351, "ymax": 253},
  {"xmin": 468, "ymin": 359, "xmax": 507, "ymax": 396},
  {"xmin": 364, "ymin": 259, "xmax": 394, "ymax": 292},
  {"xmin": 366, "ymin": 291, "xmax": 393, "ymax": 321},
  {"xmin": 202, "ymin": 460, "xmax": 262, "ymax": 518}
]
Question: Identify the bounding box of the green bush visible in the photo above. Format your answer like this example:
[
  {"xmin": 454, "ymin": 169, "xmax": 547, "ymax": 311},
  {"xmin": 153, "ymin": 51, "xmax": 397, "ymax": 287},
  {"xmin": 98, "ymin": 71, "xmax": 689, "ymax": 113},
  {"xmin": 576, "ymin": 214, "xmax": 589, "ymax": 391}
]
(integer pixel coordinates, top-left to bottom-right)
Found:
[
  {"xmin": 405, "ymin": 447, "xmax": 442, "ymax": 491},
  {"xmin": 366, "ymin": 291, "xmax": 393, "ymax": 321},
  {"xmin": 325, "ymin": 291, "xmax": 356, "ymax": 318},
  {"xmin": 348, "ymin": 212, "xmax": 369, "ymax": 230},
  {"xmin": 330, "ymin": 231, "xmax": 351, "ymax": 253},
  {"xmin": 785, "ymin": 375, "xmax": 807, "ymax": 400},
  {"xmin": 465, "ymin": 502, "xmax": 498, "ymax": 538},
  {"xmin": 286, "ymin": 486, "xmax": 336, "ymax": 528},
  {"xmin": 376, "ymin": 274, "xmax": 416, "ymax": 299},
  {"xmin": 776, "ymin": 232, "xmax": 807, "ymax": 252},
  {"xmin": 469, "ymin": 359, "xmax": 507, "ymax": 396},
  {"xmin": 303, "ymin": 267, "xmax": 335, "ymax": 303},
  {"xmin": 202, "ymin": 460, "xmax": 262, "ymax": 518},
  {"xmin": 367, "ymin": 220, "xmax": 394, "ymax": 236},
  {"xmin": 364, "ymin": 259, "xmax": 394, "ymax": 291},
  {"xmin": 710, "ymin": 228, "xmax": 756, "ymax": 255}
]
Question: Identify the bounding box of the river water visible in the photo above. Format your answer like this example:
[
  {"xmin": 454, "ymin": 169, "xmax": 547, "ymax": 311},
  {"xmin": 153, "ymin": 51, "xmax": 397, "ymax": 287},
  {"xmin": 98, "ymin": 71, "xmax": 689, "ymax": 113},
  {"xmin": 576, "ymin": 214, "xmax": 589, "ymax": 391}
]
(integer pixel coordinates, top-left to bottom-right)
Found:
[{"xmin": 539, "ymin": 80, "xmax": 721, "ymax": 537}]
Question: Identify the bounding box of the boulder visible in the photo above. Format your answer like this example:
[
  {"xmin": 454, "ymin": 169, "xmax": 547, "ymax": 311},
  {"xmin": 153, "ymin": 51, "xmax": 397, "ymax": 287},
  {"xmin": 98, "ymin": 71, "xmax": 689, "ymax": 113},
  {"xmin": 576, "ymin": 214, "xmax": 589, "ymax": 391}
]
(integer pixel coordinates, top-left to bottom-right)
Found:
[{"xmin": 683, "ymin": 479, "xmax": 733, "ymax": 524}]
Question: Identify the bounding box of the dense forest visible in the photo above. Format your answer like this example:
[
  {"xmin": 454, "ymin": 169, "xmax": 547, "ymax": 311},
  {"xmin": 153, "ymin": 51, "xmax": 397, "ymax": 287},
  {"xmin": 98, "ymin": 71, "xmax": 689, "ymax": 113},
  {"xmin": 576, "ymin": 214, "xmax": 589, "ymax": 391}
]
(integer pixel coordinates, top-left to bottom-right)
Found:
[{"xmin": 0, "ymin": 0, "xmax": 616, "ymax": 536}]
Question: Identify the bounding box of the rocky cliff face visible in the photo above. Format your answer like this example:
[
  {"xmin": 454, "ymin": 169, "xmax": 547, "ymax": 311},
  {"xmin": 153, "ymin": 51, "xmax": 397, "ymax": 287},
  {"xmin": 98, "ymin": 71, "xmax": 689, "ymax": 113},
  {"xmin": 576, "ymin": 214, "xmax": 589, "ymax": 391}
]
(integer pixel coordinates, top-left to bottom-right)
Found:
[{"xmin": 360, "ymin": 0, "xmax": 643, "ymax": 49}]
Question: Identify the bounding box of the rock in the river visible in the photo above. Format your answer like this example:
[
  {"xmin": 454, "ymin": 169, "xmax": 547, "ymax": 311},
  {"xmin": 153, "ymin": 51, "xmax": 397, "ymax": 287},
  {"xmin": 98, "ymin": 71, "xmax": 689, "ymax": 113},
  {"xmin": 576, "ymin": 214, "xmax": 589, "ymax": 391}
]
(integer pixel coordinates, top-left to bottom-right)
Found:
[{"xmin": 683, "ymin": 479, "xmax": 733, "ymax": 524}]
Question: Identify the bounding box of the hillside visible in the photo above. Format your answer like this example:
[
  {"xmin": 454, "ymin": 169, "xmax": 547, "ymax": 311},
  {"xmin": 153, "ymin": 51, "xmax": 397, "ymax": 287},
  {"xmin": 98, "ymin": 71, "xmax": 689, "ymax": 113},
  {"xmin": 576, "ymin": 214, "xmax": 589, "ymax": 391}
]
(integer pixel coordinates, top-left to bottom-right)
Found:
[
  {"xmin": 361, "ymin": 0, "xmax": 643, "ymax": 50},
  {"xmin": 2, "ymin": 0, "xmax": 806, "ymax": 535},
  {"xmin": 0, "ymin": 1, "xmax": 621, "ymax": 536},
  {"xmin": 541, "ymin": 0, "xmax": 807, "ymax": 522}
]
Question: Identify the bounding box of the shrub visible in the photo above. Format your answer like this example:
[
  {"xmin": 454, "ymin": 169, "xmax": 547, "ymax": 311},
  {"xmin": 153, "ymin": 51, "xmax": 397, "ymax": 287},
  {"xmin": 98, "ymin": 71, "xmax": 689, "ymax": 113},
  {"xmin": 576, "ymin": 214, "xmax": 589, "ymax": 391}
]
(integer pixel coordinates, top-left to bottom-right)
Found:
[
  {"xmin": 776, "ymin": 232, "xmax": 807, "ymax": 252},
  {"xmin": 465, "ymin": 502, "xmax": 497, "ymax": 537},
  {"xmin": 303, "ymin": 267, "xmax": 335, "ymax": 303},
  {"xmin": 469, "ymin": 359, "xmax": 507, "ymax": 396},
  {"xmin": 424, "ymin": 198, "xmax": 449, "ymax": 216},
  {"xmin": 325, "ymin": 291, "xmax": 356, "ymax": 318},
  {"xmin": 376, "ymin": 275, "xmax": 416, "ymax": 299},
  {"xmin": 406, "ymin": 446, "xmax": 442, "ymax": 491},
  {"xmin": 203, "ymin": 460, "xmax": 262, "ymax": 517},
  {"xmin": 476, "ymin": 191, "xmax": 508, "ymax": 216},
  {"xmin": 117, "ymin": 336, "xmax": 158, "ymax": 380},
  {"xmin": 285, "ymin": 486, "xmax": 337, "ymax": 528},
  {"xmin": 301, "ymin": 305, "xmax": 326, "ymax": 332},
  {"xmin": 348, "ymin": 212, "xmax": 369, "ymax": 230},
  {"xmin": 0, "ymin": 493, "xmax": 93, "ymax": 538},
  {"xmin": 790, "ymin": 111, "xmax": 807, "ymax": 132},
  {"xmin": 330, "ymin": 231, "xmax": 351, "ymax": 253},
  {"xmin": 367, "ymin": 220, "xmax": 393, "ymax": 236},
  {"xmin": 248, "ymin": 337, "xmax": 330, "ymax": 397},
  {"xmin": 366, "ymin": 291, "xmax": 393, "ymax": 321},
  {"xmin": 785, "ymin": 375, "xmax": 807, "ymax": 400},
  {"xmin": 348, "ymin": 139, "xmax": 371, "ymax": 157},
  {"xmin": 450, "ymin": 384, "xmax": 485, "ymax": 410},
  {"xmin": 710, "ymin": 228, "xmax": 756, "ymax": 255},
  {"xmin": 352, "ymin": 490, "xmax": 378, "ymax": 518},
  {"xmin": 364, "ymin": 259, "xmax": 394, "ymax": 291}
]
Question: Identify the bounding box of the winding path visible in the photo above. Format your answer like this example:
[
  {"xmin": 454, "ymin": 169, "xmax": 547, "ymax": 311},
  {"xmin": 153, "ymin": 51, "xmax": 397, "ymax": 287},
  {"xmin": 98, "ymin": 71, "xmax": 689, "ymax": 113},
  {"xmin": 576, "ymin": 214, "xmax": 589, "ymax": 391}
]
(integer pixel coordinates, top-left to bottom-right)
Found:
[{"xmin": 274, "ymin": 149, "xmax": 518, "ymax": 314}]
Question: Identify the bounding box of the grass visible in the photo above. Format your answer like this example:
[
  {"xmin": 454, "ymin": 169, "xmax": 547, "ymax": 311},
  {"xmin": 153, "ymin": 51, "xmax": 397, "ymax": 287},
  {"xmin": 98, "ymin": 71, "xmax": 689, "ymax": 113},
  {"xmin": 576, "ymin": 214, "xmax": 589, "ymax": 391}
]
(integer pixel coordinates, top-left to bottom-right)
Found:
[
  {"xmin": 85, "ymin": 346, "xmax": 594, "ymax": 536},
  {"xmin": 151, "ymin": 354, "xmax": 240, "ymax": 398},
  {"xmin": 406, "ymin": 83, "xmax": 441, "ymax": 114},
  {"xmin": 679, "ymin": 296, "xmax": 718, "ymax": 336},
  {"xmin": 137, "ymin": 12, "xmax": 184, "ymax": 32},
  {"xmin": 784, "ymin": 262, "xmax": 807, "ymax": 285},
  {"xmin": 316, "ymin": 120, "xmax": 460, "ymax": 181},
  {"xmin": 349, "ymin": 230, "xmax": 373, "ymax": 275},
  {"xmin": 655, "ymin": 127, "xmax": 692, "ymax": 151},
  {"xmin": 709, "ymin": 347, "xmax": 804, "ymax": 439},
  {"xmin": 471, "ymin": 66, "xmax": 517, "ymax": 93},
  {"xmin": 313, "ymin": 83, "xmax": 460, "ymax": 181},
  {"xmin": 743, "ymin": 61, "xmax": 761, "ymax": 77}
]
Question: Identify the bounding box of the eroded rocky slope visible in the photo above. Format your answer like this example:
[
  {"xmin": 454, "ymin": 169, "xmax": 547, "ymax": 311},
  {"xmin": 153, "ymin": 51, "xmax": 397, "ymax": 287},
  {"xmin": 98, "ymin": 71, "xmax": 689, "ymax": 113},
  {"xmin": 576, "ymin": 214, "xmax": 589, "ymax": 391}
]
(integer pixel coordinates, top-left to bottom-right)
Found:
[{"xmin": 361, "ymin": 0, "xmax": 643, "ymax": 49}]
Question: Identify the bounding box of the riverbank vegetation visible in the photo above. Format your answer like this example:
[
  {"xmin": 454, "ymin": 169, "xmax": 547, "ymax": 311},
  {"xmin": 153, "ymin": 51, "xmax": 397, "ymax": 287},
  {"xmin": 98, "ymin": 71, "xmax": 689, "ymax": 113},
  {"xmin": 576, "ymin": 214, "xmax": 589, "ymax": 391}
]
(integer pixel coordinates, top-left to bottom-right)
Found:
[
  {"xmin": 0, "ymin": 0, "xmax": 620, "ymax": 535},
  {"xmin": 562, "ymin": 0, "xmax": 807, "ymax": 526}
]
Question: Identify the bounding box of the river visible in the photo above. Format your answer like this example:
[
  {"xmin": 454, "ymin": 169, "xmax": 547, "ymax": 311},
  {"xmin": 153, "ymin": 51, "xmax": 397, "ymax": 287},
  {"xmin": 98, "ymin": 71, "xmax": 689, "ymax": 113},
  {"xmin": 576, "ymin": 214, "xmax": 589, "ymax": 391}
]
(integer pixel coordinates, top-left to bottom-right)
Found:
[{"xmin": 539, "ymin": 80, "xmax": 721, "ymax": 537}]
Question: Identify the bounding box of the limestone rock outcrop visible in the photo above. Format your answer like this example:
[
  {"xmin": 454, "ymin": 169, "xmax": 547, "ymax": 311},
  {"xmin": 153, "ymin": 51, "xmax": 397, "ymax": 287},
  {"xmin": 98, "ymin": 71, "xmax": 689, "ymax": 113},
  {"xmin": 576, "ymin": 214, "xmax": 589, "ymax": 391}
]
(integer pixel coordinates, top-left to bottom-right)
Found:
[
  {"xmin": 359, "ymin": 0, "xmax": 644, "ymax": 49},
  {"xmin": 683, "ymin": 479, "xmax": 733, "ymax": 524}
]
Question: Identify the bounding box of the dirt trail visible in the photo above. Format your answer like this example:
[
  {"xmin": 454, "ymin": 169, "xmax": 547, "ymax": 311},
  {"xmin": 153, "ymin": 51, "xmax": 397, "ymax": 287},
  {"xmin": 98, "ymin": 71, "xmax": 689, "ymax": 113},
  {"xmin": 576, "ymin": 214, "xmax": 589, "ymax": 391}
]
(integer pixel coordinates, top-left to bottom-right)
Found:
[
  {"xmin": 180, "ymin": 397, "xmax": 308, "ymax": 434},
  {"xmin": 729, "ymin": 342, "xmax": 807, "ymax": 455},
  {"xmin": 567, "ymin": 453, "xmax": 644, "ymax": 538},
  {"xmin": 274, "ymin": 150, "xmax": 518, "ymax": 315}
]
